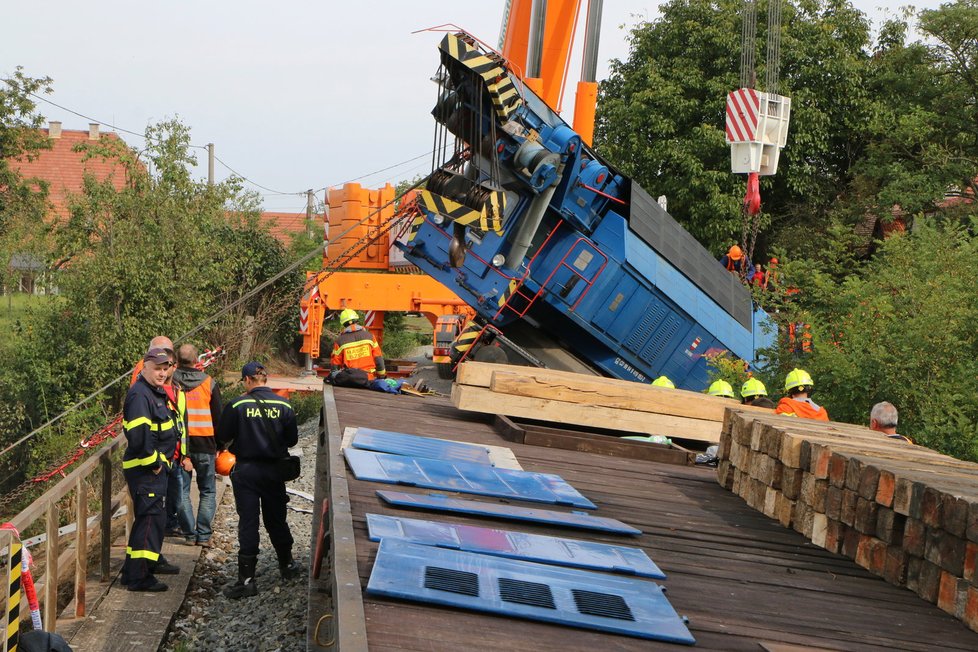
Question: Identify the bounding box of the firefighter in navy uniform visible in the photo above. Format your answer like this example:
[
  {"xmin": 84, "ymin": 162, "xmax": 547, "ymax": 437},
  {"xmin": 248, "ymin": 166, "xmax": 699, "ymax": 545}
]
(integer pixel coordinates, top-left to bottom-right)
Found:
[
  {"xmin": 120, "ymin": 348, "xmax": 182, "ymax": 592},
  {"xmin": 217, "ymin": 362, "xmax": 302, "ymax": 599}
]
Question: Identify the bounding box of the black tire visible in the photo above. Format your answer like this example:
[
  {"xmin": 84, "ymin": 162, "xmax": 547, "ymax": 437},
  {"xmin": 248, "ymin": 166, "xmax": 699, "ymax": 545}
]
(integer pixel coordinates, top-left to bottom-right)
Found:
[{"xmin": 436, "ymin": 362, "xmax": 455, "ymax": 379}]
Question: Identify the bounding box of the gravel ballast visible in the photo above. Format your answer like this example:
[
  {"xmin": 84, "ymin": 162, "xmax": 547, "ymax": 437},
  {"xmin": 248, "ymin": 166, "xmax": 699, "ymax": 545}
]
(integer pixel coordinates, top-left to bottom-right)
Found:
[{"xmin": 161, "ymin": 418, "xmax": 318, "ymax": 652}]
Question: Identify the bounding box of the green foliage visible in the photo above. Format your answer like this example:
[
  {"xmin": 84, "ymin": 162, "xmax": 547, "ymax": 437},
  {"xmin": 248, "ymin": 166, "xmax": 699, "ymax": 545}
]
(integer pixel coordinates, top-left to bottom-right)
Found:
[
  {"xmin": 595, "ymin": 0, "xmax": 874, "ymax": 252},
  {"xmin": 706, "ymin": 351, "xmax": 751, "ymax": 395},
  {"xmin": 289, "ymin": 391, "xmax": 322, "ymax": 425},
  {"xmin": 0, "ymin": 117, "xmax": 300, "ymax": 479},
  {"xmin": 765, "ymin": 223, "xmax": 978, "ymax": 459},
  {"xmin": 0, "ymin": 68, "xmax": 52, "ymax": 291}
]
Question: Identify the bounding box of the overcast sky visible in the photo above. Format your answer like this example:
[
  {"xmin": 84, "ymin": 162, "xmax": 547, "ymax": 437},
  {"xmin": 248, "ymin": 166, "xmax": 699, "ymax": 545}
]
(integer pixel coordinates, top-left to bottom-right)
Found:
[{"xmin": 2, "ymin": 1, "xmax": 941, "ymax": 211}]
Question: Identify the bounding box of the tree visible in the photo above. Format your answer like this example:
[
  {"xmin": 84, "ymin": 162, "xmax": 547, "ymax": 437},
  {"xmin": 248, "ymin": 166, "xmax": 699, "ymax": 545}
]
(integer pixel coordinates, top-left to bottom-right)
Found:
[
  {"xmin": 763, "ymin": 222, "xmax": 978, "ymax": 460},
  {"xmin": 595, "ymin": 0, "xmax": 874, "ymax": 253},
  {"xmin": 0, "ymin": 68, "xmax": 53, "ymax": 291},
  {"xmin": 4, "ymin": 119, "xmax": 298, "ymax": 454}
]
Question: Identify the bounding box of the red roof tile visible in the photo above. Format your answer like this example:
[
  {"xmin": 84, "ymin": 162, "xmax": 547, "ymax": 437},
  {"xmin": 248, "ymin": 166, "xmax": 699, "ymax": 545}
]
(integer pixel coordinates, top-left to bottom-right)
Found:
[
  {"xmin": 259, "ymin": 211, "xmax": 312, "ymax": 244},
  {"xmin": 8, "ymin": 128, "xmax": 131, "ymax": 221}
]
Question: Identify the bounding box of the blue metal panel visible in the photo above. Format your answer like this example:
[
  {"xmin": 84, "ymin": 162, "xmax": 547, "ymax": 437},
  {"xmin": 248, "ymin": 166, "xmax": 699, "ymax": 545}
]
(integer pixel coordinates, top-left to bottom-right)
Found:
[
  {"xmin": 367, "ymin": 539, "xmax": 695, "ymax": 645},
  {"xmin": 376, "ymin": 491, "xmax": 640, "ymax": 535},
  {"xmin": 351, "ymin": 428, "xmax": 493, "ymax": 466},
  {"xmin": 345, "ymin": 449, "xmax": 597, "ymax": 509},
  {"xmin": 366, "ymin": 513, "xmax": 665, "ymax": 579}
]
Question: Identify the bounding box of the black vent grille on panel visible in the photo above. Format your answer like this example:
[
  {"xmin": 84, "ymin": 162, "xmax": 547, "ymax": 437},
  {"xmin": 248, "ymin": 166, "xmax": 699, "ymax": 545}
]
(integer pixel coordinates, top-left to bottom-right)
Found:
[
  {"xmin": 498, "ymin": 577, "xmax": 557, "ymax": 610},
  {"xmin": 571, "ymin": 589, "xmax": 636, "ymax": 621},
  {"xmin": 624, "ymin": 303, "xmax": 666, "ymax": 354},
  {"xmin": 639, "ymin": 314, "xmax": 681, "ymax": 364},
  {"xmin": 424, "ymin": 566, "xmax": 480, "ymax": 596},
  {"xmin": 627, "ymin": 182, "xmax": 753, "ymax": 329}
]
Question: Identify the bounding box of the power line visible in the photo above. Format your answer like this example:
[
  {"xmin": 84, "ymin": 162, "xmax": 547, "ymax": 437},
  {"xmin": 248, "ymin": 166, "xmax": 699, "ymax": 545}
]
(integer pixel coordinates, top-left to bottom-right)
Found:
[{"xmin": 213, "ymin": 154, "xmax": 302, "ymax": 196}]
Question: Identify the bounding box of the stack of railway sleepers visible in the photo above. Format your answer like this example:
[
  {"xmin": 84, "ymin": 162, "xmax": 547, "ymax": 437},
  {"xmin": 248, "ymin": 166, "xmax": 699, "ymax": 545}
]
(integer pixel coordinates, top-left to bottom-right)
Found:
[
  {"xmin": 717, "ymin": 408, "xmax": 978, "ymax": 632},
  {"xmin": 452, "ymin": 362, "xmax": 770, "ymax": 444}
]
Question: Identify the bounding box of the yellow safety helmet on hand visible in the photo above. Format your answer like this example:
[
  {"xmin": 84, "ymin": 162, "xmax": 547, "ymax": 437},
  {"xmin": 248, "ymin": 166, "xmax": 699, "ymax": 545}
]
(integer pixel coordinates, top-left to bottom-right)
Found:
[
  {"xmin": 784, "ymin": 368, "xmax": 815, "ymax": 393},
  {"xmin": 651, "ymin": 376, "xmax": 675, "ymax": 389},
  {"xmin": 708, "ymin": 380, "xmax": 735, "ymax": 399},
  {"xmin": 339, "ymin": 308, "xmax": 360, "ymax": 326},
  {"xmin": 741, "ymin": 377, "xmax": 768, "ymax": 398}
]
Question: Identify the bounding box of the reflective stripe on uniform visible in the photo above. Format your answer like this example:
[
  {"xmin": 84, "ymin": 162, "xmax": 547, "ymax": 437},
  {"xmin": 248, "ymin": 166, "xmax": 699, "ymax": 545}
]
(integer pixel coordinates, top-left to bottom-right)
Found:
[
  {"xmin": 122, "ymin": 450, "xmax": 164, "ymax": 469},
  {"xmin": 231, "ymin": 398, "xmax": 292, "ymax": 409},
  {"xmin": 123, "ymin": 417, "xmax": 174, "ymax": 432},
  {"xmin": 126, "ymin": 546, "xmax": 161, "ymax": 561}
]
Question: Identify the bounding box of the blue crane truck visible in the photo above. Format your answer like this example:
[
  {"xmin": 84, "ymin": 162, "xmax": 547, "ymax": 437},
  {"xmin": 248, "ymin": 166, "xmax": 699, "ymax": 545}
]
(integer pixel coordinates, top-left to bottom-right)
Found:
[{"xmin": 396, "ymin": 32, "xmax": 773, "ymax": 390}]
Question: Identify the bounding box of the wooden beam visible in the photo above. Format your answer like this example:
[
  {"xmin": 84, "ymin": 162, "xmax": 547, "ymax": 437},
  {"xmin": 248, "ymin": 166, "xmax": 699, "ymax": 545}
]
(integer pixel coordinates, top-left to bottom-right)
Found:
[
  {"xmin": 522, "ymin": 429, "xmax": 693, "ymax": 466},
  {"xmin": 486, "ymin": 368, "xmax": 767, "ymax": 422},
  {"xmin": 453, "ymin": 384, "xmax": 722, "ymax": 443},
  {"xmin": 74, "ymin": 477, "xmax": 87, "ymax": 618}
]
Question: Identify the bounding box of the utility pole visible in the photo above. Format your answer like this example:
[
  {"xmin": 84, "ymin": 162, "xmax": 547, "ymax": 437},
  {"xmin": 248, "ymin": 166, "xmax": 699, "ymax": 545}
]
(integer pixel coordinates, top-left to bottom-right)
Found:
[
  {"xmin": 303, "ymin": 189, "xmax": 317, "ymax": 376},
  {"xmin": 306, "ymin": 189, "xmax": 316, "ymax": 239},
  {"xmin": 207, "ymin": 143, "xmax": 215, "ymax": 186}
]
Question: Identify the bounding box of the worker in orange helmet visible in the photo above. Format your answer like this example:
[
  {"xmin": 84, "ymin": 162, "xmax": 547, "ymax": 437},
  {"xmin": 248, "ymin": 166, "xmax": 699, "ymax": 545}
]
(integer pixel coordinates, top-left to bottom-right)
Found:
[
  {"xmin": 775, "ymin": 369, "xmax": 829, "ymax": 421},
  {"xmin": 719, "ymin": 245, "xmax": 755, "ymax": 279}
]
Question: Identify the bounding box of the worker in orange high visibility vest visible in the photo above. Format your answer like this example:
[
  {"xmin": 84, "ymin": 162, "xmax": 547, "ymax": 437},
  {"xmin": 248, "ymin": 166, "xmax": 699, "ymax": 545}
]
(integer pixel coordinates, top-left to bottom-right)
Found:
[
  {"xmin": 172, "ymin": 343, "xmax": 222, "ymax": 547},
  {"xmin": 330, "ymin": 309, "xmax": 386, "ymax": 381},
  {"xmin": 775, "ymin": 368, "xmax": 829, "ymax": 421},
  {"xmin": 719, "ymin": 245, "xmax": 755, "ymax": 279}
]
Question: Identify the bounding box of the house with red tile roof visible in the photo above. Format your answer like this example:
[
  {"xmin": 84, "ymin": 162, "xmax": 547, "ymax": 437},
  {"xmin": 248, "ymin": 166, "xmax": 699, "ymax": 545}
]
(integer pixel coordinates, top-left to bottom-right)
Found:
[
  {"xmin": 5, "ymin": 122, "xmax": 131, "ymax": 292},
  {"xmin": 9, "ymin": 122, "xmax": 130, "ymax": 221}
]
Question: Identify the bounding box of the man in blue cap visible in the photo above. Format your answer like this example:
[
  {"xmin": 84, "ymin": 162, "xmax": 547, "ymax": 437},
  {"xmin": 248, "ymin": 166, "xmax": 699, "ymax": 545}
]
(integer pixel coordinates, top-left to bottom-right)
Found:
[
  {"xmin": 120, "ymin": 347, "xmax": 182, "ymax": 591},
  {"xmin": 217, "ymin": 362, "xmax": 302, "ymax": 599}
]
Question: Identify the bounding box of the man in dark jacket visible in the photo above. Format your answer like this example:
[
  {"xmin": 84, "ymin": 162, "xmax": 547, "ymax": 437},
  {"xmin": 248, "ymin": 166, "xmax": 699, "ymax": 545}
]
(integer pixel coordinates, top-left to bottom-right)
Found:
[
  {"xmin": 120, "ymin": 348, "xmax": 182, "ymax": 592},
  {"xmin": 172, "ymin": 344, "xmax": 222, "ymax": 547},
  {"xmin": 217, "ymin": 362, "xmax": 302, "ymax": 599}
]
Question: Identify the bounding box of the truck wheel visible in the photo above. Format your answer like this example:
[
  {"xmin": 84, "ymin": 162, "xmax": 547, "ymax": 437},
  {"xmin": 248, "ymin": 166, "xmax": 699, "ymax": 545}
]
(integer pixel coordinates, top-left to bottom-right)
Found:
[{"xmin": 436, "ymin": 362, "xmax": 455, "ymax": 379}]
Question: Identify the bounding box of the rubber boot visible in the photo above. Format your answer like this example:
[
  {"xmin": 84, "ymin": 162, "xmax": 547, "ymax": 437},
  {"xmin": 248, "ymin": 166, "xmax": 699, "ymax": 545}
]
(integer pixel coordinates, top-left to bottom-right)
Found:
[
  {"xmin": 224, "ymin": 554, "xmax": 258, "ymax": 599},
  {"xmin": 276, "ymin": 547, "xmax": 304, "ymax": 580}
]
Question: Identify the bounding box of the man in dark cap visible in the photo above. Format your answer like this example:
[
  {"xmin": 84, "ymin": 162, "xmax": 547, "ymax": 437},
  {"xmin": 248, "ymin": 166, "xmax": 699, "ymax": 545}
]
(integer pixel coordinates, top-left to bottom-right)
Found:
[
  {"xmin": 217, "ymin": 362, "xmax": 302, "ymax": 599},
  {"xmin": 120, "ymin": 348, "xmax": 182, "ymax": 592}
]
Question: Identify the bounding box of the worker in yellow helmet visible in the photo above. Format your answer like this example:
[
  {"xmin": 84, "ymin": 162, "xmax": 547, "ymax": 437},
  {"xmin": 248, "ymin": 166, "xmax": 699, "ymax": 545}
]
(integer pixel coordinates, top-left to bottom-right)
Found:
[
  {"xmin": 775, "ymin": 368, "xmax": 829, "ymax": 421},
  {"xmin": 651, "ymin": 376, "xmax": 675, "ymax": 389},
  {"xmin": 741, "ymin": 378, "xmax": 775, "ymax": 409},
  {"xmin": 707, "ymin": 379, "xmax": 736, "ymax": 400},
  {"xmin": 330, "ymin": 309, "xmax": 386, "ymax": 382}
]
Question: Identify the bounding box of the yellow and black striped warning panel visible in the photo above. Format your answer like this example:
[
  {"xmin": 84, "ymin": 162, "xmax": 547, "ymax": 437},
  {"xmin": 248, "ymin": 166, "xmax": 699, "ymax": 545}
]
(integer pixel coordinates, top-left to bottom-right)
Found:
[
  {"xmin": 419, "ymin": 189, "xmax": 507, "ymax": 235},
  {"xmin": 6, "ymin": 541, "xmax": 22, "ymax": 652},
  {"xmin": 439, "ymin": 33, "xmax": 523, "ymax": 121},
  {"xmin": 497, "ymin": 279, "xmax": 522, "ymax": 308},
  {"xmin": 451, "ymin": 321, "xmax": 483, "ymax": 354},
  {"xmin": 406, "ymin": 214, "xmax": 427, "ymax": 243}
]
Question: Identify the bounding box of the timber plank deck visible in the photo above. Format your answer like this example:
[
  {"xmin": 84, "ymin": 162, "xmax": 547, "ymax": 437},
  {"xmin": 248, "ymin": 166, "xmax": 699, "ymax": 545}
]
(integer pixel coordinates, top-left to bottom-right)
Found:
[{"xmin": 331, "ymin": 387, "xmax": 978, "ymax": 650}]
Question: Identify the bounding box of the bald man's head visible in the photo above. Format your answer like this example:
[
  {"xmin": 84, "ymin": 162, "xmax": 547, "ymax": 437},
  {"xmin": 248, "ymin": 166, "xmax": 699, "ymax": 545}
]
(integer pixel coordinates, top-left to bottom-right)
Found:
[
  {"xmin": 149, "ymin": 336, "xmax": 173, "ymax": 351},
  {"xmin": 177, "ymin": 344, "xmax": 198, "ymax": 367}
]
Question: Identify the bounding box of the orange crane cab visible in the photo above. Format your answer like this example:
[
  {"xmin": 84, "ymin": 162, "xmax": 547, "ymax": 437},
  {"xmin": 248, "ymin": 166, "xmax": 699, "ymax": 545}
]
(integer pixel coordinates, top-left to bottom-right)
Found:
[{"xmin": 298, "ymin": 183, "xmax": 474, "ymax": 373}]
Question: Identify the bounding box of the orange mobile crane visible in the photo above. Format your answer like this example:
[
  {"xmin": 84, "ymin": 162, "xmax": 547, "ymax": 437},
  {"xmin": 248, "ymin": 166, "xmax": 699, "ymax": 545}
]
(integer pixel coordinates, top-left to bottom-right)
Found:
[
  {"xmin": 299, "ymin": 0, "xmax": 604, "ymax": 375},
  {"xmin": 298, "ymin": 183, "xmax": 473, "ymax": 376}
]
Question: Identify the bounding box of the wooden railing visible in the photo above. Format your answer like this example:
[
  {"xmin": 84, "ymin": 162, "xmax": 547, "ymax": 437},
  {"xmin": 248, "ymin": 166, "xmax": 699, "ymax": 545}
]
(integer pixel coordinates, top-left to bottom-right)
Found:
[{"xmin": 1, "ymin": 436, "xmax": 125, "ymax": 647}]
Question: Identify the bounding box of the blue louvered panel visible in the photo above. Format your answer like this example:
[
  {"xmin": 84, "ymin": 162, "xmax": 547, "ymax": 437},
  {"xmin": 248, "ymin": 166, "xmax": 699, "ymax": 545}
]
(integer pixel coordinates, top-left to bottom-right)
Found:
[
  {"xmin": 366, "ymin": 513, "xmax": 664, "ymax": 578},
  {"xmin": 367, "ymin": 539, "xmax": 695, "ymax": 645},
  {"xmin": 351, "ymin": 427, "xmax": 493, "ymax": 465},
  {"xmin": 345, "ymin": 449, "xmax": 596, "ymax": 509},
  {"xmin": 376, "ymin": 491, "xmax": 640, "ymax": 535}
]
